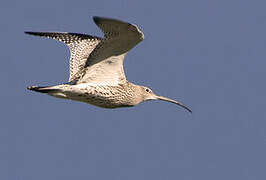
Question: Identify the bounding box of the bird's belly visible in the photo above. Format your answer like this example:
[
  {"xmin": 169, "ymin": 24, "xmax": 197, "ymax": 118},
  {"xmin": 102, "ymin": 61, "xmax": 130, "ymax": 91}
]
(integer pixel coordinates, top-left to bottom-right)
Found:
[{"xmin": 64, "ymin": 89, "xmax": 133, "ymax": 109}]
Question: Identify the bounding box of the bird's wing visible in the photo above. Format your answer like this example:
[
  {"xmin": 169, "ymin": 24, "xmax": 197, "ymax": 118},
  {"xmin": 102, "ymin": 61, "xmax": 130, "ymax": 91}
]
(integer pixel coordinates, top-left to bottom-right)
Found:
[
  {"xmin": 78, "ymin": 16, "xmax": 144, "ymax": 85},
  {"xmin": 25, "ymin": 32, "xmax": 102, "ymax": 82},
  {"xmin": 78, "ymin": 53, "xmax": 127, "ymax": 85}
]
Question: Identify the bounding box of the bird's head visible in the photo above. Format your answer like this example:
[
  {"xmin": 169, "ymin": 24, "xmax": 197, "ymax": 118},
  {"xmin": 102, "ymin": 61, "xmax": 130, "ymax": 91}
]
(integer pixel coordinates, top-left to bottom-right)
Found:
[{"xmin": 138, "ymin": 86, "xmax": 192, "ymax": 113}]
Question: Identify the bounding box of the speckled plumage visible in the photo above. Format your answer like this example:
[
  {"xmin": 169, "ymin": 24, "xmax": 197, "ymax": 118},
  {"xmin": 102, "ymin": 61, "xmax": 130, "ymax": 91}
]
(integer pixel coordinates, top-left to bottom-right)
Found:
[
  {"xmin": 40, "ymin": 82, "xmax": 141, "ymax": 108},
  {"xmin": 25, "ymin": 32, "xmax": 102, "ymax": 82},
  {"xmin": 26, "ymin": 16, "xmax": 192, "ymax": 112}
]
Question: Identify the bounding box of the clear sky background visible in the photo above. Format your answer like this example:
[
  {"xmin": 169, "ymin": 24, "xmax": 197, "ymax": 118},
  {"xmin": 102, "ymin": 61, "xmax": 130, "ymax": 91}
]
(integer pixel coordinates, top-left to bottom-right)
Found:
[{"xmin": 2, "ymin": 0, "xmax": 266, "ymax": 179}]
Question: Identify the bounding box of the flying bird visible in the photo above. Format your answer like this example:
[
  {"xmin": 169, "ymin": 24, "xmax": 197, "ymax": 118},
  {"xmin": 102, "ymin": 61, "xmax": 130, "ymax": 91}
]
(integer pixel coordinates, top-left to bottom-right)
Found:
[{"xmin": 26, "ymin": 16, "xmax": 191, "ymax": 112}]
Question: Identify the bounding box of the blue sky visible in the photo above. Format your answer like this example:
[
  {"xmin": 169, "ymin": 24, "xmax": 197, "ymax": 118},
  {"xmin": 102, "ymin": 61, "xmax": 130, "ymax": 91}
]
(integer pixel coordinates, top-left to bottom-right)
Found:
[{"xmin": 2, "ymin": 0, "xmax": 266, "ymax": 179}]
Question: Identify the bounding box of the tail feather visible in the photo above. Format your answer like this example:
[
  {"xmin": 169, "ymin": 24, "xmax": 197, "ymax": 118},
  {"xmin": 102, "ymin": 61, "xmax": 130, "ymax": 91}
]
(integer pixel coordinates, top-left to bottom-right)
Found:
[{"xmin": 27, "ymin": 86, "xmax": 58, "ymax": 93}]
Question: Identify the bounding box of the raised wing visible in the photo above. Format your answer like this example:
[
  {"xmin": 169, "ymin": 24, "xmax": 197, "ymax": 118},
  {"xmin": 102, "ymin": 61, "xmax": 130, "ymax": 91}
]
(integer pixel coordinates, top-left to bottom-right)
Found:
[
  {"xmin": 79, "ymin": 16, "xmax": 144, "ymax": 85},
  {"xmin": 25, "ymin": 32, "xmax": 102, "ymax": 82}
]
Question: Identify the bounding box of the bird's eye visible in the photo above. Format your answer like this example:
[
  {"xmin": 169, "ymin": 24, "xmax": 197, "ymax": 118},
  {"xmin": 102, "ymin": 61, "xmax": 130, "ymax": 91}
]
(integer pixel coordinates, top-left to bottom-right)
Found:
[{"xmin": 145, "ymin": 88, "xmax": 150, "ymax": 93}]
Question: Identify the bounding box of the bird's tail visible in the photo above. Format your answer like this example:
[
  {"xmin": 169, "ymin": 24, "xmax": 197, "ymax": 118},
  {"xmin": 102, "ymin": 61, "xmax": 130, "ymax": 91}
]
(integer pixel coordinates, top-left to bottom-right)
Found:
[{"xmin": 27, "ymin": 85, "xmax": 59, "ymax": 93}]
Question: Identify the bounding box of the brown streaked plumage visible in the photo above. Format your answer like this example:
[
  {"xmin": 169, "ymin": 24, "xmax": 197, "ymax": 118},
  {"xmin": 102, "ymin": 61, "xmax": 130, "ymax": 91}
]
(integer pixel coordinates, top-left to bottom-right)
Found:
[{"xmin": 26, "ymin": 16, "xmax": 191, "ymax": 113}]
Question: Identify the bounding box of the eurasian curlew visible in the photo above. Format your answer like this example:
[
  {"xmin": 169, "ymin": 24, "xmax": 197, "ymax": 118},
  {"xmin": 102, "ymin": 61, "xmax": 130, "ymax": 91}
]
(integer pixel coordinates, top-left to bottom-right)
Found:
[{"xmin": 26, "ymin": 16, "xmax": 191, "ymax": 112}]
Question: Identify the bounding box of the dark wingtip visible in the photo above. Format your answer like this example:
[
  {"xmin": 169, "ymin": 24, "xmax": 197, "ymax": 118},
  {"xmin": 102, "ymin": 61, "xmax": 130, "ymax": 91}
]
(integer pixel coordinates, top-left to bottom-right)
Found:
[
  {"xmin": 25, "ymin": 31, "xmax": 46, "ymax": 36},
  {"xmin": 93, "ymin": 16, "xmax": 101, "ymax": 24},
  {"xmin": 25, "ymin": 31, "xmax": 35, "ymax": 35}
]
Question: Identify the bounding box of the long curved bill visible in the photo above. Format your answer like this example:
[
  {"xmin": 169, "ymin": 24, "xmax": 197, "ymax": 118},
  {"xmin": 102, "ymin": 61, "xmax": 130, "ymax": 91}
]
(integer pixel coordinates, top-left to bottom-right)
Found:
[{"xmin": 155, "ymin": 95, "xmax": 192, "ymax": 113}]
